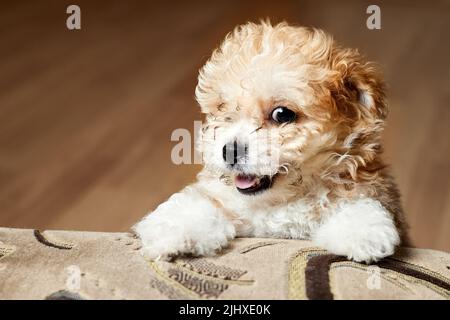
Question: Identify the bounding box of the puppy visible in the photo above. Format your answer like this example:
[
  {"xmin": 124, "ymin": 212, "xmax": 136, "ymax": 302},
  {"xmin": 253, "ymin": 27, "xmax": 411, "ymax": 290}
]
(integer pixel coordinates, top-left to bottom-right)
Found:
[{"xmin": 134, "ymin": 22, "xmax": 407, "ymax": 263}]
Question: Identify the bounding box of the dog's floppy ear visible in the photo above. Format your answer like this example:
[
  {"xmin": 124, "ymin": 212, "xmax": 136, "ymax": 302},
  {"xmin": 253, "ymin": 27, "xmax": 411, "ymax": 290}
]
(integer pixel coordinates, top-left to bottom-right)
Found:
[{"xmin": 330, "ymin": 47, "xmax": 387, "ymax": 121}]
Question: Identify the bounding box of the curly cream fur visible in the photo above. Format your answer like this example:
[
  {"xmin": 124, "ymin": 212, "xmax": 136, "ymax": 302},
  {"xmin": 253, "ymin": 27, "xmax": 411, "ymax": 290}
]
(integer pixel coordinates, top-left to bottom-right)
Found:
[{"xmin": 134, "ymin": 21, "xmax": 407, "ymax": 263}]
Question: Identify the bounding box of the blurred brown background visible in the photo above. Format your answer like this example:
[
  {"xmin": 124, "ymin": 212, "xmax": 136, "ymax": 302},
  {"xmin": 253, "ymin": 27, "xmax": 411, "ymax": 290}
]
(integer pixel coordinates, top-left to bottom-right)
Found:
[{"xmin": 0, "ymin": 0, "xmax": 449, "ymax": 252}]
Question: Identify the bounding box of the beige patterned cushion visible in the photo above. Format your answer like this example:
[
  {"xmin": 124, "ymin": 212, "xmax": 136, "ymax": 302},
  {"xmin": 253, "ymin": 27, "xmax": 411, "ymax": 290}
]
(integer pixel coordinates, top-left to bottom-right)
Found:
[{"xmin": 0, "ymin": 228, "xmax": 449, "ymax": 300}]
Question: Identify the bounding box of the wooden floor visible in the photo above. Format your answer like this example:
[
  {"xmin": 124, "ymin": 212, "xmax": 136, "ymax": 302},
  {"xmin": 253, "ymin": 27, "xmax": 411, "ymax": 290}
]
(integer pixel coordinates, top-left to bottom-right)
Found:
[{"xmin": 0, "ymin": 0, "xmax": 449, "ymax": 252}]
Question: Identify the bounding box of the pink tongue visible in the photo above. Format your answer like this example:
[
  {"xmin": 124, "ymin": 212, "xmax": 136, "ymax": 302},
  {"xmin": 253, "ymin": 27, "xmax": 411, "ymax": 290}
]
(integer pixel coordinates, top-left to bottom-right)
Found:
[{"xmin": 235, "ymin": 175, "xmax": 258, "ymax": 189}]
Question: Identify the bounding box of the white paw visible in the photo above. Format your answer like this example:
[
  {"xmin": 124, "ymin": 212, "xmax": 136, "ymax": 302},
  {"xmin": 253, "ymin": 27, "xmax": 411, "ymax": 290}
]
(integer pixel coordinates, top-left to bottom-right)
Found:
[
  {"xmin": 133, "ymin": 188, "xmax": 236, "ymax": 261},
  {"xmin": 312, "ymin": 198, "xmax": 400, "ymax": 263}
]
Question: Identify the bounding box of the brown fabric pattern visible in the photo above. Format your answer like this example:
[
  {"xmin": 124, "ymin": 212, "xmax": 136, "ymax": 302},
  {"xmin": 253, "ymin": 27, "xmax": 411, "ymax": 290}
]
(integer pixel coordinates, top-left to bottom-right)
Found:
[
  {"xmin": 45, "ymin": 290, "xmax": 86, "ymax": 300},
  {"xmin": 378, "ymin": 259, "xmax": 450, "ymax": 292},
  {"xmin": 0, "ymin": 245, "xmax": 15, "ymax": 259},
  {"xmin": 33, "ymin": 230, "xmax": 74, "ymax": 250},
  {"xmin": 168, "ymin": 268, "xmax": 229, "ymax": 298},
  {"xmin": 149, "ymin": 276, "xmax": 190, "ymax": 300},
  {"xmin": 238, "ymin": 241, "xmax": 279, "ymax": 254},
  {"xmin": 290, "ymin": 249, "xmax": 450, "ymax": 300},
  {"xmin": 147, "ymin": 259, "xmax": 253, "ymax": 299},
  {"xmin": 179, "ymin": 259, "xmax": 247, "ymax": 280},
  {"xmin": 305, "ymin": 254, "xmax": 347, "ymax": 300},
  {"xmin": 0, "ymin": 228, "xmax": 449, "ymax": 300}
]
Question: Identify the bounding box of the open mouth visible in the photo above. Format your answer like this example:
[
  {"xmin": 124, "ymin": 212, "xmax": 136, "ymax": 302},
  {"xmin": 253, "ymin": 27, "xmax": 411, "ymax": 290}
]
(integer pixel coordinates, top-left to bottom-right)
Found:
[{"xmin": 234, "ymin": 174, "xmax": 275, "ymax": 195}]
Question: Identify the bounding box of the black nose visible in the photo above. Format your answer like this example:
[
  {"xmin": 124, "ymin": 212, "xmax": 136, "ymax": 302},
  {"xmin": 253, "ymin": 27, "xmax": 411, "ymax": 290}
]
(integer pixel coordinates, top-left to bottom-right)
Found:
[{"xmin": 222, "ymin": 141, "xmax": 247, "ymax": 166}]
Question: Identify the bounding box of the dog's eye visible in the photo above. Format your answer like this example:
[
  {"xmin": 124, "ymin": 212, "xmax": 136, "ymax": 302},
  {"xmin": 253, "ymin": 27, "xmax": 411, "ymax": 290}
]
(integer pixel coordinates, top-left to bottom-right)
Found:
[{"xmin": 271, "ymin": 106, "xmax": 297, "ymax": 124}]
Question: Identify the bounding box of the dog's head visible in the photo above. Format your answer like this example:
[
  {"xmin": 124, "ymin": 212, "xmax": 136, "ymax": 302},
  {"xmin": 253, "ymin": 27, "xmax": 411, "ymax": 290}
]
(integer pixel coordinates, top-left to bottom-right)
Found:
[{"xmin": 196, "ymin": 22, "xmax": 387, "ymax": 200}]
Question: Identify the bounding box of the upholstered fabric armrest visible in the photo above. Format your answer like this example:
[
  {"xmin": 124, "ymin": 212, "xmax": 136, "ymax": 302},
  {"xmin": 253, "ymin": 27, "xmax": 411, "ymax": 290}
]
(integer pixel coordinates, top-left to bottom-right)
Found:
[{"xmin": 0, "ymin": 228, "xmax": 449, "ymax": 300}]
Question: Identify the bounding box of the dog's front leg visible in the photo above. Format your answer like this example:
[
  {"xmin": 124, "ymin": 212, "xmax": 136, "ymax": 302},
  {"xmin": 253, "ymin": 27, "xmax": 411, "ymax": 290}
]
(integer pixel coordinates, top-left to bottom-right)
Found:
[
  {"xmin": 312, "ymin": 198, "xmax": 400, "ymax": 263},
  {"xmin": 133, "ymin": 186, "xmax": 236, "ymax": 260}
]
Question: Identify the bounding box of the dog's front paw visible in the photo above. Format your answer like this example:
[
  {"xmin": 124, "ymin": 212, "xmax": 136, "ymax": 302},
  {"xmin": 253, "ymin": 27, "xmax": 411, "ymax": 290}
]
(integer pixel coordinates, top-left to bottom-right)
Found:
[
  {"xmin": 312, "ymin": 198, "xmax": 401, "ymax": 263},
  {"xmin": 136, "ymin": 223, "xmax": 191, "ymax": 261},
  {"xmin": 136, "ymin": 217, "xmax": 235, "ymax": 261},
  {"xmin": 133, "ymin": 189, "xmax": 236, "ymax": 261}
]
